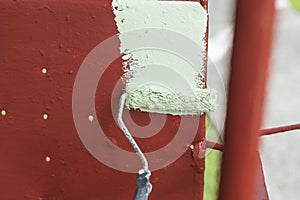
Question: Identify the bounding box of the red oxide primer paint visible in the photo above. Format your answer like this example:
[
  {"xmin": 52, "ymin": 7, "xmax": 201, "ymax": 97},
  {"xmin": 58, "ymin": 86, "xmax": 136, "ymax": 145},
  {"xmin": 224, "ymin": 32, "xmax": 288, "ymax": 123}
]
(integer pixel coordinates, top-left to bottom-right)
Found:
[{"xmin": 0, "ymin": 1, "xmax": 207, "ymax": 199}]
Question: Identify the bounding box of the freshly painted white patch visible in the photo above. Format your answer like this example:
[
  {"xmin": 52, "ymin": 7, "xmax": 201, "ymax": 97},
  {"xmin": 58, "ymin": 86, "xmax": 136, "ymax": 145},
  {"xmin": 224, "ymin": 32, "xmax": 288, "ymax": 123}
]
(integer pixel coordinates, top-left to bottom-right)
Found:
[{"xmin": 112, "ymin": 0, "xmax": 216, "ymax": 115}]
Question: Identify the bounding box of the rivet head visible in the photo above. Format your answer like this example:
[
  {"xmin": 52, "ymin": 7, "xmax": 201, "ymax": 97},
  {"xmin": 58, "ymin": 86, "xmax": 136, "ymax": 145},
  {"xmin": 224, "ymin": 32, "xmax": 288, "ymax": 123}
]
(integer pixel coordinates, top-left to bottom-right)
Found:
[
  {"xmin": 1, "ymin": 109, "xmax": 7, "ymax": 116},
  {"xmin": 43, "ymin": 113, "xmax": 49, "ymax": 120},
  {"xmin": 42, "ymin": 68, "xmax": 47, "ymax": 74},
  {"xmin": 45, "ymin": 156, "xmax": 51, "ymax": 162},
  {"xmin": 88, "ymin": 115, "xmax": 94, "ymax": 122}
]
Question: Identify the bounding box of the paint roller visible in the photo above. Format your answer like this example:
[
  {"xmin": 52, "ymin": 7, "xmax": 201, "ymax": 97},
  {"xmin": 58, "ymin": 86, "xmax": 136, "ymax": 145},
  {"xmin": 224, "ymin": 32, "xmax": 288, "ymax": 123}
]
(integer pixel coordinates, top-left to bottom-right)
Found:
[
  {"xmin": 117, "ymin": 78, "xmax": 215, "ymax": 200},
  {"xmin": 113, "ymin": 0, "xmax": 215, "ymax": 199}
]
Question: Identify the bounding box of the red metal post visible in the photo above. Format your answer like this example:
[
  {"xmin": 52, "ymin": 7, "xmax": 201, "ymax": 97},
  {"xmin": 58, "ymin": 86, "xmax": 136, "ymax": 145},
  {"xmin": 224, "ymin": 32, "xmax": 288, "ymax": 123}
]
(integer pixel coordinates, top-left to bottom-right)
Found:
[{"xmin": 218, "ymin": 0, "xmax": 275, "ymax": 200}]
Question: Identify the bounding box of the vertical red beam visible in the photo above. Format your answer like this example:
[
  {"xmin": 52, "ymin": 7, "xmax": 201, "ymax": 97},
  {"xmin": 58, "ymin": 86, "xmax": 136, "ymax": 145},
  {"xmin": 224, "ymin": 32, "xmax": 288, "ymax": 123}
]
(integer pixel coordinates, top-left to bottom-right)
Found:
[
  {"xmin": 218, "ymin": 1, "xmax": 275, "ymax": 200},
  {"xmin": 188, "ymin": 1, "xmax": 208, "ymax": 199}
]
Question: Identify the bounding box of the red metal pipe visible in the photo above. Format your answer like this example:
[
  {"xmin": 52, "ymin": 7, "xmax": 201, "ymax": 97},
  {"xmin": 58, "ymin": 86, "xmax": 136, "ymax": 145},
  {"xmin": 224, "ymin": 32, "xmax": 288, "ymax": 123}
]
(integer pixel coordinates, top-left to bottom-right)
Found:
[
  {"xmin": 204, "ymin": 139, "xmax": 224, "ymax": 152},
  {"xmin": 218, "ymin": 0, "xmax": 275, "ymax": 200},
  {"xmin": 204, "ymin": 123, "xmax": 300, "ymax": 151},
  {"xmin": 261, "ymin": 123, "xmax": 300, "ymax": 136}
]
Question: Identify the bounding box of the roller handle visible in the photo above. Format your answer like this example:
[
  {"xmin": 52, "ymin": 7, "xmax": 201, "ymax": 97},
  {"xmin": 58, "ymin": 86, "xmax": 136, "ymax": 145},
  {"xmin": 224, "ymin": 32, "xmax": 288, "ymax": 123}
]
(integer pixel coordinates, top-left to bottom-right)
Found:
[{"xmin": 133, "ymin": 169, "xmax": 152, "ymax": 200}]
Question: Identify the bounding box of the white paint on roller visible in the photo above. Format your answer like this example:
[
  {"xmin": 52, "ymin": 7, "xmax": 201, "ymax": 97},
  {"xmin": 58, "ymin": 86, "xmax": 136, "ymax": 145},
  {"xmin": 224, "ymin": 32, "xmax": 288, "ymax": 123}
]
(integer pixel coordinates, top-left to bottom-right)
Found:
[
  {"xmin": 112, "ymin": 0, "xmax": 216, "ymax": 115},
  {"xmin": 126, "ymin": 87, "xmax": 215, "ymax": 115}
]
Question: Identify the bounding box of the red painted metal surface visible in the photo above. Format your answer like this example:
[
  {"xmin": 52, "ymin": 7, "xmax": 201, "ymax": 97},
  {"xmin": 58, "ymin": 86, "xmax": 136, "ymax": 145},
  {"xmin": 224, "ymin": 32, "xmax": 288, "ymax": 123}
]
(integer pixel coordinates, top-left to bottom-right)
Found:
[
  {"xmin": 261, "ymin": 123, "xmax": 300, "ymax": 136},
  {"xmin": 256, "ymin": 154, "xmax": 269, "ymax": 200},
  {"xmin": 205, "ymin": 122, "xmax": 300, "ymax": 150},
  {"xmin": 0, "ymin": 0, "xmax": 208, "ymax": 199},
  {"xmin": 218, "ymin": 0, "xmax": 275, "ymax": 200}
]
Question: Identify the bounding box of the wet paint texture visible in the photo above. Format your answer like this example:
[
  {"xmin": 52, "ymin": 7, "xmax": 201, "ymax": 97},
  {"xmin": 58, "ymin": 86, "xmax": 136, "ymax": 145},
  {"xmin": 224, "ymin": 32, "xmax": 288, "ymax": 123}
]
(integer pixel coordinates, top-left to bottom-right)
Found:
[
  {"xmin": 125, "ymin": 87, "xmax": 215, "ymax": 115},
  {"xmin": 0, "ymin": 0, "xmax": 206, "ymax": 199},
  {"xmin": 112, "ymin": 0, "xmax": 215, "ymax": 115}
]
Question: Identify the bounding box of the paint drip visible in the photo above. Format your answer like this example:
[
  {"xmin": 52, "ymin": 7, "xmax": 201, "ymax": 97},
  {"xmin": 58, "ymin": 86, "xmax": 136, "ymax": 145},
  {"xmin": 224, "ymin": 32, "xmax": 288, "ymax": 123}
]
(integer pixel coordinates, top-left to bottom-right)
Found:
[{"xmin": 112, "ymin": 0, "xmax": 216, "ymax": 115}]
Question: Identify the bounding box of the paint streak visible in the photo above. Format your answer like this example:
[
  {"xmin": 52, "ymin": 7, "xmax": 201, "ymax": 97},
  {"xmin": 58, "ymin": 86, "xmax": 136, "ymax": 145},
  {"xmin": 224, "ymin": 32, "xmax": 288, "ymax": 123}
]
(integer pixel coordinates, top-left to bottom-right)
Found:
[{"xmin": 112, "ymin": 0, "xmax": 215, "ymax": 115}]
